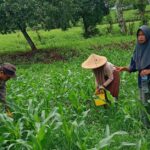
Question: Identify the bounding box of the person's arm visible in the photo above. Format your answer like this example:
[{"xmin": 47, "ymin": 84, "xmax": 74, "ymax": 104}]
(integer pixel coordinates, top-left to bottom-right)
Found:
[
  {"xmin": 116, "ymin": 66, "xmax": 130, "ymax": 72},
  {"xmin": 103, "ymin": 74, "xmax": 113, "ymax": 87},
  {"xmin": 0, "ymin": 82, "xmax": 7, "ymax": 109},
  {"xmin": 0, "ymin": 82, "xmax": 12, "ymax": 117},
  {"xmin": 117, "ymin": 57, "xmax": 137, "ymax": 73},
  {"xmin": 102, "ymin": 63, "xmax": 114, "ymax": 87}
]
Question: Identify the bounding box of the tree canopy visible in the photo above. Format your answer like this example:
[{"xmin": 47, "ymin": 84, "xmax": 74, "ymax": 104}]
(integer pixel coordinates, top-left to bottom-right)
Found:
[{"xmin": 0, "ymin": 0, "xmax": 109, "ymax": 51}]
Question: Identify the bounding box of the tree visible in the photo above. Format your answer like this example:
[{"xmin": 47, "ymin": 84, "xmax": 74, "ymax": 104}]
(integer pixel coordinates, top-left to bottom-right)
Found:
[
  {"xmin": 109, "ymin": 0, "xmax": 117, "ymax": 7},
  {"xmin": 109, "ymin": 0, "xmax": 131, "ymax": 8},
  {"xmin": 39, "ymin": 0, "xmax": 75, "ymax": 31},
  {"xmin": 40, "ymin": 0, "xmax": 109, "ymax": 37},
  {"xmin": 134, "ymin": 0, "xmax": 148, "ymax": 25},
  {"xmin": 0, "ymin": 0, "xmax": 39, "ymax": 51},
  {"xmin": 74, "ymin": 0, "xmax": 109, "ymax": 37},
  {"xmin": 115, "ymin": 0, "xmax": 127, "ymax": 34},
  {"xmin": 0, "ymin": 0, "xmax": 76, "ymax": 51},
  {"xmin": 107, "ymin": 0, "xmax": 132, "ymax": 34}
]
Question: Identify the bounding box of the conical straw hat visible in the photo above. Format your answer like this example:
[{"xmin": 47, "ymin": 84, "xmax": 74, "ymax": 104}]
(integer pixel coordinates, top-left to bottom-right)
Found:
[{"xmin": 81, "ymin": 54, "xmax": 107, "ymax": 69}]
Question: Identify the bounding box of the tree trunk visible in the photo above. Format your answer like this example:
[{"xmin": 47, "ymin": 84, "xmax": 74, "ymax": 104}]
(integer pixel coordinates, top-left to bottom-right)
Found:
[
  {"xmin": 82, "ymin": 16, "xmax": 97, "ymax": 37},
  {"xmin": 82, "ymin": 16, "xmax": 89, "ymax": 37},
  {"xmin": 104, "ymin": 0, "xmax": 109, "ymax": 10},
  {"xmin": 116, "ymin": 0, "xmax": 127, "ymax": 34},
  {"xmin": 18, "ymin": 24, "xmax": 37, "ymax": 51},
  {"xmin": 138, "ymin": 0, "xmax": 147, "ymax": 25}
]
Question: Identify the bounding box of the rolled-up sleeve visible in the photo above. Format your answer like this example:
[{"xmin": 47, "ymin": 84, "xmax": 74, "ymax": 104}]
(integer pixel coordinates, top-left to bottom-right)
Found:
[
  {"xmin": 129, "ymin": 57, "xmax": 137, "ymax": 73},
  {"xmin": 103, "ymin": 63, "xmax": 114, "ymax": 87}
]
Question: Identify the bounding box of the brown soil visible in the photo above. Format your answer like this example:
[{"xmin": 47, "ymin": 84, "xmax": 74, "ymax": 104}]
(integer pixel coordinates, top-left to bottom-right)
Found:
[
  {"xmin": 0, "ymin": 48, "xmax": 78, "ymax": 64},
  {"xmin": 91, "ymin": 40, "xmax": 135, "ymax": 51}
]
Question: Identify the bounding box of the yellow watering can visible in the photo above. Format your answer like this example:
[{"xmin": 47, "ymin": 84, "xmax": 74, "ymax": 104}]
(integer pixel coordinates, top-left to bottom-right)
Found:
[{"xmin": 94, "ymin": 87, "xmax": 112, "ymax": 107}]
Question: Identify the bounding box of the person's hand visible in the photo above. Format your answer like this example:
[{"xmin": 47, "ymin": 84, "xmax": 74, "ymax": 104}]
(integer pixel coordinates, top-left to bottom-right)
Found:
[
  {"xmin": 6, "ymin": 109, "xmax": 13, "ymax": 117},
  {"xmin": 6, "ymin": 110, "xmax": 13, "ymax": 118},
  {"xmin": 116, "ymin": 67, "xmax": 129, "ymax": 72},
  {"xmin": 99, "ymin": 85, "xmax": 105, "ymax": 89},
  {"xmin": 5, "ymin": 107, "xmax": 13, "ymax": 118},
  {"xmin": 95, "ymin": 86, "xmax": 105, "ymax": 94},
  {"xmin": 115, "ymin": 67, "xmax": 123, "ymax": 72},
  {"xmin": 95, "ymin": 88, "xmax": 100, "ymax": 95},
  {"xmin": 140, "ymin": 69, "xmax": 150, "ymax": 76}
]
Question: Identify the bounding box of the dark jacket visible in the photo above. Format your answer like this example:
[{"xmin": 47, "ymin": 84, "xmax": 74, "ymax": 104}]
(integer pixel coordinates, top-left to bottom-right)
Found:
[{"xmin": 0, "ymin": 80, "xmax": 6, "ymax": 104}]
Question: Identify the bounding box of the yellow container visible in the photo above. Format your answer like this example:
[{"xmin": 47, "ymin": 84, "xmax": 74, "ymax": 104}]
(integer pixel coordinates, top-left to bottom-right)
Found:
[
  {"xmin": 97, "ymin": 93, "xmax": 105, "ymax": 100},
  {"xmin": 94, "ymin": 99, "xmax": 106, "ymax": 106},
  {"xmin": 94, "ymin": 88, "xmax": 109, "ymax": 106}
]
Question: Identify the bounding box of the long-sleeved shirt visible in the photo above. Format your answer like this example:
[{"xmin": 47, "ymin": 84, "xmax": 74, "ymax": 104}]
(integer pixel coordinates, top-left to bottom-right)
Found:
[
  {"xmin": 129, "ymin": 57, "xmax": 150, "ymax": 88},
  {"xmin": 0, "ymin": 80, "xmax": 6, "ymax": 104},
  {"xmin": 101, "ymin": 62, "xmax": 115, "ymax": 87}
]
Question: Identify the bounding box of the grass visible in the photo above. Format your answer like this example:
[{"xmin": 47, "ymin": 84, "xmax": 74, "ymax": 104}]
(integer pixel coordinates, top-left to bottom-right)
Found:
[
  {"xmin": 0, "ymin": 21, "xmax": 148, "ymax": 56},
  {"xmin": 0, "ymin": 25, "xmax": 136, "ymax": 55}
]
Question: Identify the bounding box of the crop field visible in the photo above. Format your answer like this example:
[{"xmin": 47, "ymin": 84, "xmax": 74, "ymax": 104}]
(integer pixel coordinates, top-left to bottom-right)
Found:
[
  {"xmin": 1, "ymin": 46, "xmax": 150, "ymax": 149},
  {"xmin": 1, "ymin": 6, "xmax": 150, "ymax": 149}
]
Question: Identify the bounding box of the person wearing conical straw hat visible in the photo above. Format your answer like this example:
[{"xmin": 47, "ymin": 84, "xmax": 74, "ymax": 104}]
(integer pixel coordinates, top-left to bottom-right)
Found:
[{"xmin": 81, "ymin": 54, "xmax": 120, "ymax": 99}]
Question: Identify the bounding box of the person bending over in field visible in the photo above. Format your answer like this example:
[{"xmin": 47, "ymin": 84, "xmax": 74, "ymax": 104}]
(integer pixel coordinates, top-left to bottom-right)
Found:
[
  {"xmin": 81, "ymin": 54, "xmax": 120, "ymax": 99},
  {"xmin": 117, "ymin": 25, "xmax": 150, "ymax": 128},
  {"xmin": 0, "ymin": 63, "xmax": 16, "ymax": 116}
]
